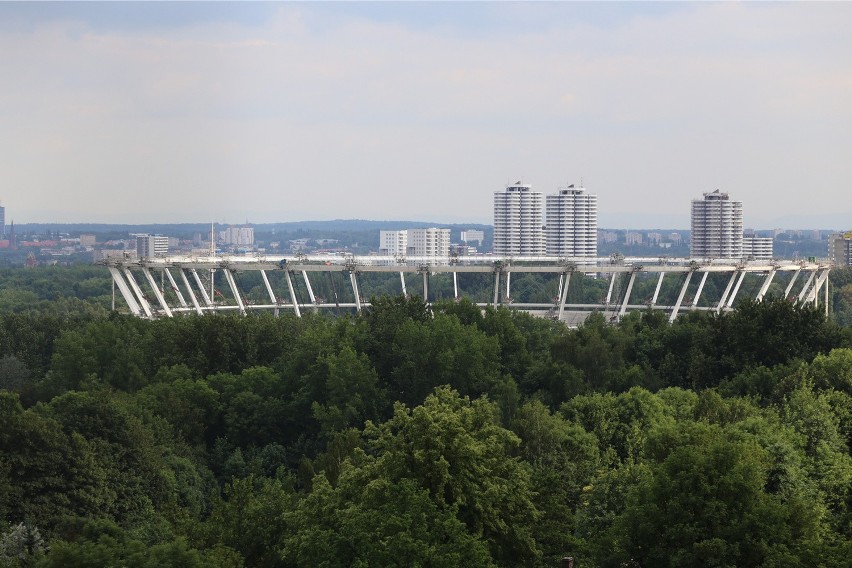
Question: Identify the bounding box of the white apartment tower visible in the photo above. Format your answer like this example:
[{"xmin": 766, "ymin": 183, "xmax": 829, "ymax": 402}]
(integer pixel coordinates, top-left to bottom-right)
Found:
[
  {"xmin": 493, "ymin": 182, "xmax": 544, "ymax": 256},
  {"xmin": 545, "ymin": 185, "xmax": 597, "ymax": 257},
  {"xmin": 690, "ymin": 189, "xmax": 743, "ymax": 259}
]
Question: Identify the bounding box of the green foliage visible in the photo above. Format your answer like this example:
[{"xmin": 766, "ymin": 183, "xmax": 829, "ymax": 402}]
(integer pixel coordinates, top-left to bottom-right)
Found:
[
  {"xmin": 0, "ymin": 277, "xmax": 849, "ymax": 566},
  {"xmin": 365, "ymin": 387, "xmax": 540, "ymax": 565}
]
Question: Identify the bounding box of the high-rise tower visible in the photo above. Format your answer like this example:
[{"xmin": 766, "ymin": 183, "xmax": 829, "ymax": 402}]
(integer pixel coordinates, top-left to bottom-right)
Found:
[
  {"xmin": 493, "ymin": 182, "xmax": 544, "ymax": 256},
  {"xmin": 545, "ymin": 185, "xmax": 597, "ymax": 257},
  {"xmin": 690, "ymin": 189, "xmax": 743, "ymax": 259}
]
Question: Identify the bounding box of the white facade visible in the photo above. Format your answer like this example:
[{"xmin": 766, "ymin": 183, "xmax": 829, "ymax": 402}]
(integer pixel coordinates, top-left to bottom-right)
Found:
[
  {"xmin": 379, "ymin": 230, "xmax": 408, "ymax": 256},
  {"xmin": 136, "ymin": 235, "xmax": 169, "ymax": 258},
  {"xmin": 493, "ymin": 182, "xmax": 544, "ymax": 256},
  {"xmin": 219, "ymin": 226, "xmax": 254, "ymax": 246},
  {"xmin": 408, "ymin": 228, "xmax": 450, "ymax": 257},
  {"xmin": 380, "ymin": 228, "xmax": 449, "ymax": 257},
  {"xmin": 742, "ymin": 237, "xmax": 773, "ymax": 260},
  {"xmin": 545, "ymin": 186, "xmax": 598, "ymax": 257},
  {"xmin": 461, "ymin": 230, "xmax": 485, "ymax": 245},
  {"xmin": 690, "ymin": 189, "xmax": 743, "ymax": 259}
]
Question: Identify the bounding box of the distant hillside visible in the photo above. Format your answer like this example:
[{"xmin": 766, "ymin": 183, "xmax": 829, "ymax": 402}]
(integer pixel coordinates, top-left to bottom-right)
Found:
[{"xmin": 14, "ymin": 220, "xmax": 492, "ymax": 235}]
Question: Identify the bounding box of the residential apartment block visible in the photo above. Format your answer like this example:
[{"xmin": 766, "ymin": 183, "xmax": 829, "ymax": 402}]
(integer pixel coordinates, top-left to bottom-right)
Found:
[
  {"xmin": 493, "ymin": 182, "xmax": 544, "ymax": 256},
  {"xmin": 219, "ymin": 226, "xmax": 254, "ymax": 246},
  {"xmin": 545, "ymin": 186, "xmax": 597, "ymax": 257},
  {"xmin": 379, "ymin": 230, "xmax": 408, "ymax": 257},
  {"xmin": 379, "ymin": 228, "xmax": 450, "ymax": 258},
  {"xmin": 136, "ymin": 234, "xmax": 169, "ymax": 259},
  {"xmin": 408, "ymin": 228, "xmax": 451, "ymax": 257},
  {"xmin": 829, "ymin": 232, "xmax": 852, "ymax": 266},
  {"xmin": 742, "ymin": 237, "xmax": 773, "ymax": 260},
  {"xmin": 690, "ymin": 189, "xmax": 743, "ymax": 259}
]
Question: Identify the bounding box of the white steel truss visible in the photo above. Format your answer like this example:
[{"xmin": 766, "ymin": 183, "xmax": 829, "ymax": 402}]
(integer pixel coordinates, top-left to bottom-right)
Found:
[{"xmin": 103, "ymin": 255, "xmax": 832, "ymax": 324}]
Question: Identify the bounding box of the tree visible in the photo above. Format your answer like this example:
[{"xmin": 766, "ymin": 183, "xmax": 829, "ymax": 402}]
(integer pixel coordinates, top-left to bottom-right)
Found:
[
  {"xmin": 365, "ymin": 387, "xmax": 540, "ymax": 565},
  {"xmin": 511, "ymin": 401, "xmax": 600, "ymax": 566},
  {"xmin": 283, "ymin": 469, "xmax": 494, "ymax": 568},
  {"xmin": 603, "ymin": 423, "xmax": 823, "ymax": 567}
]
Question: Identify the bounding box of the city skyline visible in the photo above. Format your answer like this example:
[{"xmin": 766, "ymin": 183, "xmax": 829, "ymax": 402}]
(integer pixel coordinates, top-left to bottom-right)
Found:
[{"xmin": 1, "ymin": 2, "xmax": 851, "ymax": 228}]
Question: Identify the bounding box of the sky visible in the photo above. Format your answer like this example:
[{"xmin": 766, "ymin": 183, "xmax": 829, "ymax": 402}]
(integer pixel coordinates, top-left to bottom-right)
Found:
[{"xmin": 1, "ymin": 1, "xmax": 850, "ymax": 229}]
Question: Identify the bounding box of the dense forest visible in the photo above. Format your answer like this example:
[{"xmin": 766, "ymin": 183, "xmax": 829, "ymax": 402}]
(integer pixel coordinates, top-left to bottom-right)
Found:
[{"xmin": 0, "ymin": 267, "xmax": 851, "ymax": 566}]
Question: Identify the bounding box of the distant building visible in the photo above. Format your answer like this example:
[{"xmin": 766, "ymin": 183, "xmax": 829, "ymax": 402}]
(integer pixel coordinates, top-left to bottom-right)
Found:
[
  {"xmin": 742, "ymin": 237, "xmax": 773, "ymax": 260},
  {"xmin": 408, "ymin": 228, "xmax": 450, "ymax": 258},
  {"xmin": 219, "ymin": 226, "xmax": 254, "ymax": 246},
  {"xmin": 545, "ymin": 185, "xmax": 597, "ymax": 257},
  {"xmin": 379, "ymin": 228, "xmax": 449, "ymax": 258},
  {"xmin": 460, "ymin": 230, "xmax": 485, "ymax": 246},
  {"xmin": 136, "ymin": 235, "xmax": 169, "ymax": 259},
  {"xmin": 493, "ymin": 182, "xmax": 544, "ymax": 256},
  {"xmin": 690, "ymin": 189, "xmax": 743, "ymax": 259},
  {"xmin": 0, "ymin": 204, "xmax": 5, "ymax": 238},
  {"xmin": 79, "ymin": 234, "xmax": 97, "ymax": 247},
  {"xmin": 379, "ymin": 230, "xmax": 408, "ymax": 256},
  {"xmin": 94, "ymin": 249, "xmax": 135, "ymax": 262},
  {"xmin": 598, "ymin": 230, "xmax": 619, "ymax": 244},
  {"xmin": 829, "ymin": 232, "xmax": 852, "ymax": 266},
  {"xmin": 626, "ymin": 231, "xmax": 643, "ymax": 246}
]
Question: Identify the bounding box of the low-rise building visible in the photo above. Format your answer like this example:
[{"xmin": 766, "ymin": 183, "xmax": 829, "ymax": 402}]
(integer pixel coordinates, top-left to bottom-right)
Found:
[{"xmin": 742, "ymin": 237, "xmax": 773, "ymax": 261}]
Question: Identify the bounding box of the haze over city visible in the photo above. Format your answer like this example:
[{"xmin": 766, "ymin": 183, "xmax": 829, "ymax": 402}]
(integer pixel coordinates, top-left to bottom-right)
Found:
[{"xmin": 1, "ymin": 2, "xmax": 850, "ymax": 228}]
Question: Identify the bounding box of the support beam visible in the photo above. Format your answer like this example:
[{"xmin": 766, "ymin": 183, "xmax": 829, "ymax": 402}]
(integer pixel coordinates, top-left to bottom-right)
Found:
[
  {"xmin": 285, "ymin": 270, "xmax": 301, "ymax": 317},
  {"xmin": 260, "ymin": 270, "xmax": 278, "ymax": 317},
  {"xmin": 784, "ymin": 269, "xmax": 801, "ymax": 299},
  {"xmin": 400, "ymin": 272, "xmax": 407, "ymax": 296},
  {"xmin": 669, "ymin": 271, "xmax": 694, "ymax": 323},
  {"xmin": 619, "ymin": 271, "xmax": 638, "ymax": 317},
  {"xmin": 558, "ymin": 271, "xmax": 572, "ymax": 320},
  {"xmin": 755, "ymin": 269, "xmax": 776, "ymax": 302},
  {"xmin": 143, "ymin": 267, "xmax": 174, "ymax": 317},
  {"xmin": 556, "ymin": 274, "xmax": 564, "ymax": 303},
  {"xmin": 692, "ymin": 271, "xmax": 709, "ymax": 309},
  {"xmin": 493, "ymin": 271, "xmax": 500, "ymax": 305},
  {"xmin": 651, "ymin": 272, "xmax": 665, "ymax": 306},
  {"xmin": 505, "ymin": 271, "xmax": 511, "ymax": 302},
  {"xmin": 179, "ymin": 268, "xmax": 204, "ymax": 315},
  {"xmin": 124, "ymin": 269, "xmax": 153, "ymax": 318},
  {"xmin": 108, "ymin": 267, "xmax": 142, "ymax": 316},
  {"xmin": 190, "ymin": 269, "xmax": 214, "ymax": 307},
  {"xmin": 605, "ymin": 273, "xmax": 616, "ymax": 305},
  {"xmin": 809, "ymin": 269, "xmax": 830, "ymax": 305},
  {"xmin": 164, "ymin": 268, "xmax": 188, "ymax": 308},
  {"xmin": 717, "ymin": 271, "xmax": 738, "ymax": 313},
  {"xmin": 726, "ymin": 271, "xmax": 747, "ymax": 309},
  {"xmin": 421, "ymin": 272, "xmax": 428, "ymax": 302},
  {"xmin": 453, "ymin": 271, "xmax": 458, "ymax": 299},
  {"xmin": 797, "ymin": 270, "xmax": 817, "ymax": 303},
  {"xmin": 302, "ymin": 270, "xmax": 317, "ymax": 308},
  {"xmin": 223, "ymin": 270, "xmax": 246, "ymax": 316},
  {"xmin": 351, "ymin": 271, "xmax": 362, "ymax": 312}
]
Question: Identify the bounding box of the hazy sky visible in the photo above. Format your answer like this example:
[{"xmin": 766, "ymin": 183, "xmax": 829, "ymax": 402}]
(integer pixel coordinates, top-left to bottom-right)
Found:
[{"xmin": 2, "ymin": 2, "xmax": 850, "ymax": 228}]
